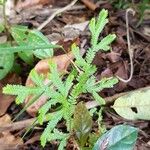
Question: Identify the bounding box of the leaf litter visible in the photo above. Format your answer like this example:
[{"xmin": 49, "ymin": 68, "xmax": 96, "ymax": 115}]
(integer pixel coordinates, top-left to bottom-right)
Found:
[{"xmin": 1, "ymin": 0, "xmax": 150, "ymax": 149}]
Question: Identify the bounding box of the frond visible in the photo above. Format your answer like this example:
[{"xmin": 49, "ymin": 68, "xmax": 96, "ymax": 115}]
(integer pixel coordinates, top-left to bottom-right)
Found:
[
  {"xmin": 71, "ymin": 43, "xmax": 86, "ymax": 67},
  {"xmin": 29, "ymin": 69, "xmax": 45, "ymax": 87},
  {"xmin": 95, "ymin": 34, "xmax": 116, "ymax": 51},
  {"xmin": 93, "ymin": 77, "xmax": 118, "ymax": 92},
  {"xmin": 38, "ymin": 99, "xmax": 58, "ymax": 125},
  {"xmin": 64, "ymin": 72, "xmax": 74, "ymax": 98},
  {"xmin": 40, "ymin": 111, "xmax": 63, "ymax": 147},
  {"xmin": 3, "ymin": 84, "xmax": 42, "ymax": 104},
  {"xmin": 49, "ymin": 62, "xmax": 65, "ymax": 96},
  {"xmin": 92, "ymin": 91, "xmax": 106, "ymax": 105},
  {"xmin": 47, "ymin": 129, "xmax": 69, "ymax": 150},
  {"xmin": 90, "ymin": 9, "xmax": 108, "ymax": 48},
  {"xmin": 62, "ymin": 104, "xmax": 75, "ymax": 131}
]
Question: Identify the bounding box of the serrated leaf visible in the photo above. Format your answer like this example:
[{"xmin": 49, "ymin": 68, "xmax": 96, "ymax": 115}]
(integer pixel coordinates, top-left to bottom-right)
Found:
[
  {"xmin": 10, "ymin": 25, "xmax": 54, "ymax": 61},
  {"xmin": 93, "ymin": 125, "xmax": 138, "ymax": 150},
  {"xmin": 73, "ymin": 102, "xmax": 92, "ymax": 147},
  {"xmin": 0, "ymin": 44, "xmax": 14, "ymax": 79},
  {"xmin": 92, "ymin": 92, "xmax": 106, "ymax": 105},
  {"xmin": 89, "ymin": 18, "xmax": 96, "ymax": 35},
  {"xmin": 95, "ymin": 34, "xmax": 116, "ymax": 51},
  {"xmin": 113, "ymin": 87, "xmax": 150, "ymax": 120}
]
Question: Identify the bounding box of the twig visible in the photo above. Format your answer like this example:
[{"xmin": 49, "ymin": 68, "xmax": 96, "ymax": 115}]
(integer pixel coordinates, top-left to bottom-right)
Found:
[
  {"xmin": 37, "ymin": 0, "xmax": 78, "ymax": 31},
  {"xmin": 81, "ymin": 0, "xmax": 97, "ymax": 11},
  {"xmin": 0, "ymin": 118, "xmax": 36, "ymax": 132},
  {"xmin": 117, "ymin": 8, "xmax": 135, "ymax": 83},
  {"xmin": 85, "ymin": 86, "xmax": 150, "ymax": 109}
]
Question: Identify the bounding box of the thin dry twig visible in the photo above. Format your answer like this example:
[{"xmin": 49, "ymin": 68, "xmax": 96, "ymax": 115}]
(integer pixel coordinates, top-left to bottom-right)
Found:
[
  {"xmin": 81, "ymin": 0, "xmax": 97, "ymax": 11},
  {"xmin": 85, "ymin": 86, "xmax": 150, "ymax": 109},
  {"xmin": 37, "ymin": 0, "xmax": 78, "ymax": 30},
  {"xmin": 0, "ymin": 118, "xmax": 36, "ymax": 132},
  {"xmin": 117, "ymin": 8, "xmax": 135, "ymax": 83}
]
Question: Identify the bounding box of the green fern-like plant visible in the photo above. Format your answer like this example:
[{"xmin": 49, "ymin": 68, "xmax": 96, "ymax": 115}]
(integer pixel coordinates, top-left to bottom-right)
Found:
[{"xmin": 3, "ymin": 9, "xmax": 118, "ymax": 149}]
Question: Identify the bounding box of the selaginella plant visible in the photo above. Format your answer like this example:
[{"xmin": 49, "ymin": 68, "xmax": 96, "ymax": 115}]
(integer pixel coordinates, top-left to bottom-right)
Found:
[{"xmin": 3, "ymin": 9, "xmax": 118, "ymax": 149}]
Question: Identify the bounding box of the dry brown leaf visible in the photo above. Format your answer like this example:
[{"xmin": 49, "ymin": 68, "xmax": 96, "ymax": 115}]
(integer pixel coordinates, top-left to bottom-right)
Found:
[
  {"xmin": 0, "ymin": 74, "xmax": 21, "ymax": 116},
  {"xmin": 0, "ymin": 114, "xmax": 23, "ymax": 150},
  {"xmin": 16, "ymin": 0, "xmax": 54, "ymax": 10},
  {"xmin": 113, "ymin": 61, "xmax": 128, "ymax": 91},
  {"xmin": 25, "ymin": 52, "xmax": 74, "ymax": 116}
]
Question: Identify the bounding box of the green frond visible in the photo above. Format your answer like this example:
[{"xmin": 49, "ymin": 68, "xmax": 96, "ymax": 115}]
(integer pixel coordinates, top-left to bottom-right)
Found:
[
  {"xmin": 38, "ymin": 99, "xmax": 58, "ymax": 125},
  {"xmin": 71, "ymin": 43, "xmax": 86, "ymax": 67},
  {"xmin": 58, "ymin": 138, "xmax": 68, "ymax": 150},
  {"xmin": 92, "ymin": 91, "xmax": 106, "ymax": 105},
  {"xmin": 63, "ymin": 104, "xmax": 75, "ymax": 131},
  {"xmin": 3, "ymin": 84, "xmax": 42, "ymax": 104},
  {"xmin": 89, "ymin": 18, "xmax": 96, "ymax": 35},
  {"xmin": 85, "ymin": 75, "xmax": 97, "ymax": 91},
  {"xmin": 70, "ymin": 65, "xmax": 97, "ymax": 101},
  {"xmin": 49, "ymin": 62, "xmax": 66, "ymax": 96},
  {"xmin": 91, "ymin": 77, "xmax": 118, "ymax": 92},
  {"xmin": 96, "ymin": 9, "xmax": 108, "ymax": 34},
  {"xmin": 90, "ymin": 9, "xmax": 109, "ymax": 48},
  {"xmin": 95, "ymin": 34, "xmax": 116, "ymax": 51},
  {"xmin": 86, "ymin": 9, "xmax": 116, "ymax": 64},
  {"xmin": 64, "ymin": 73, "xmax": 74, "ymax": 98},
  {"xmin": 47, "ymin": 129, "xmax": 69, "ymax": 150},
  {"xmin": 41, "ymin": 111, "xmax": 63, "ymax": 147},
  {"xmin": 85, "ymin": 47, "xmax": 96, "ymax": 64},
  {"xmin": 29, "ymin": 69, "xmax": 45, "ymax": 87}
]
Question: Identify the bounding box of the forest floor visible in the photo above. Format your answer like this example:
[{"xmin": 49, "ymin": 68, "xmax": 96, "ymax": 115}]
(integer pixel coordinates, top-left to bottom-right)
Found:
[{"xmin": 0, "ymin": 0, "xmax": 150, "ymax": 149}]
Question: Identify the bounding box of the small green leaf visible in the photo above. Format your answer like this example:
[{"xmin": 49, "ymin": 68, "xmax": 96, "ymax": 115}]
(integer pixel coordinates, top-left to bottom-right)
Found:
[
  {"xmin": 93, "ymin": 125, "xmax": 138, "ymax": 150},
  {"xmin": 10, "ymin": 25, "xmax": 54, "ymax": 62},
  {"xmin": 113, "ymin": 87, "xmax": 150, "ymax": 120},
  {"xmin": 0, "ymin": 44, "xmax": 14, "ymax": 79},
  {"xmin": 73, "ymin": 102, "xmax": 92, "ymax": 148}
]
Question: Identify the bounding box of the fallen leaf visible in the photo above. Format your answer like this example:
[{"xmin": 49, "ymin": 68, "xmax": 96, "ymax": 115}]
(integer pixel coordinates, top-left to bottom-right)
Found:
[
  {"xmin": 25, "ymin": 52, "xmax": 74, "ymax": 116},
  {"xmin": 16, "ymin": 0, "xmax": 54, "ymax": 10},
  {"xmin": 106, "ymin": 51, "xmax": 121, "ymax": 63},
  {"xmin": 113, "ymin": 87, "xmax": 150, "ymax": 120},
  {"xmin": 0, "ymin": 74, "xmax": 21, "ymax": 116},
  {"xmin": 93, "ymin": 125, "xmax": 138, "ymax": 150},
  {"xmin": 111, "ymin": 61, "xmax": 128, "ymax": 91},
  {"xmin": 0, "ymin": 114, "xmax": 23, "ymax": 150}
]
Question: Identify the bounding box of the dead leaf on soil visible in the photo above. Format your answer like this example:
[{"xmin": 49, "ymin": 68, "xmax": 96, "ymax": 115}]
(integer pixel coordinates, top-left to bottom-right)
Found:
[
  {"xmin": 16, "ymin": 0, "xmax": 54, "ymax": 10},
  {"xmin": 25, "ymin": 52, "xmax": 74, "ymax": 117},
  {"xmin": 112, "ymin": 61, "xmax": 128, "ymax": 91},
  {"xmin": 0, "ymin": 114, "xmax": 23, "ymax": 150},
  {"xmin": 0, "ymin": 74, "xmax": 21, "ymax": 116}
]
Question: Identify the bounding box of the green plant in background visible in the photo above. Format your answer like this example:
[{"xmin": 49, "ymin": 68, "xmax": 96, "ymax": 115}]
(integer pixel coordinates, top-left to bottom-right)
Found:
[
  {"xmin": 3, "ymin": 9, "xmax": 119, "ymax": 149},
  {"xmin": 0, "ymin": 0, "xmax": 59, "ymax": 79}
]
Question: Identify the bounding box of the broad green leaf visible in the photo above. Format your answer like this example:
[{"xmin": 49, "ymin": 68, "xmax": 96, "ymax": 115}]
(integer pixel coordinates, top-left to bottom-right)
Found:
[
  {"xmin": 73, "ymin": 102, "xmax": 92, "ymax": 148},
  {"xmin": 93, "ymin": 125, "xmax": 138, "ymax": 150},
  {"xmin": 10, "ymin": 25, "xmax": 54, "ymax": 62},
  {"xmin": 113, "ymin": 87, "xmax": 150, "ymax": 120},
  {"xmin": 0, "ymin": 44, "xmax": 14, "ymax": 79}
]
